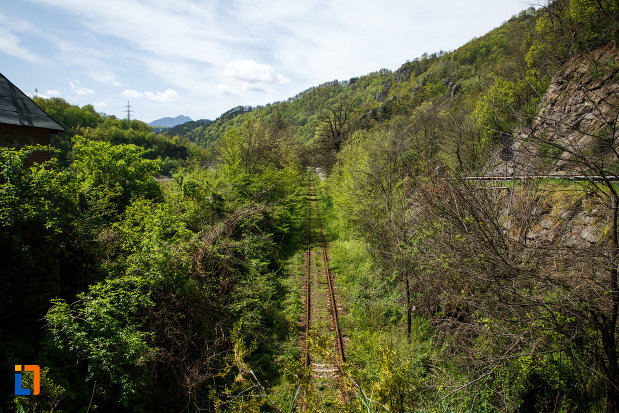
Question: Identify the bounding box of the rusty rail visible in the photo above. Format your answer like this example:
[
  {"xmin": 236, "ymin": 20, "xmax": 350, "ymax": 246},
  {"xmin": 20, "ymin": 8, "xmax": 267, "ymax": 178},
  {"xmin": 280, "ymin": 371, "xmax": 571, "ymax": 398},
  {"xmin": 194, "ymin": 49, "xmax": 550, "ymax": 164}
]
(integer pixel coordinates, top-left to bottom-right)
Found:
[
  {"xmin": 304, "ymin": 176, "xmax": 312, "ymax": 370},
  {"xmin": 302, "ymin": 174, "xmax": 347, "ymax": 408},
  {"xmin": 314, "ymin": 189, "xmax": 346, "ymax": 364}
]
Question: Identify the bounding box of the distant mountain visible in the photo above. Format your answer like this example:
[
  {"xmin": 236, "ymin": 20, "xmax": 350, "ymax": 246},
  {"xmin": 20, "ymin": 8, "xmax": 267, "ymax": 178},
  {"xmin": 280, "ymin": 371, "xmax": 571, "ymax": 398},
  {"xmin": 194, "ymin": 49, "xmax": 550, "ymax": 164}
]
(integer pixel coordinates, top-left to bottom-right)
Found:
[
  {"xmin": 163, "ymin": 106, "xmax": 253, "ymax": 144},
  {"xmin": 148, "ymin": 115, "xmax": 192, "ymax": 128}
]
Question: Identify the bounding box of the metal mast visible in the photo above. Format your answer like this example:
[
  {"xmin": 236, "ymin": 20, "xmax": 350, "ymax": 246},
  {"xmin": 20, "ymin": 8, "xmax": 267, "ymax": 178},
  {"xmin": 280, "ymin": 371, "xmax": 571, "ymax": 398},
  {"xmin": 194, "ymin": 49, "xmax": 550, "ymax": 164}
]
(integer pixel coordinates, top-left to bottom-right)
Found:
[{"xmin": 125, "ymin": 101, "xmax": 132, "ymax": 123}]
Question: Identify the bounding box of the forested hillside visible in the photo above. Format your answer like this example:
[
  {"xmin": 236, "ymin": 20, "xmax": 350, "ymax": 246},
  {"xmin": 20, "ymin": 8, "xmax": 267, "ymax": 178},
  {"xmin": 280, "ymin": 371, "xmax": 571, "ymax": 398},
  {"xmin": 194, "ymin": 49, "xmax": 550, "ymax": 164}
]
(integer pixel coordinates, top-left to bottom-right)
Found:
[
  {"xmin": 2, "ymin": 0, "xmax": 619, "ymax": 412},
  {"xmin": 33, "ymin": 97, "xmax": 207, "ymax": 173},
  {"xmin": 165, "ymin": 6, "xmax": 543, "ymax": 171}
]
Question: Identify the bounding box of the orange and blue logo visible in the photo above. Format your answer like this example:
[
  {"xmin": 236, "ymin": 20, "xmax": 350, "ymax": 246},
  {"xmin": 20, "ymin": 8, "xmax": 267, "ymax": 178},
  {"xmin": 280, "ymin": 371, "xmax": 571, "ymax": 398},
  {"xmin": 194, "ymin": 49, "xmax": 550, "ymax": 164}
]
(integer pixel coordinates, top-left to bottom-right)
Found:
[{"xmin": 14, "ymin": 365, "xmax": 40, "ymax": 396}]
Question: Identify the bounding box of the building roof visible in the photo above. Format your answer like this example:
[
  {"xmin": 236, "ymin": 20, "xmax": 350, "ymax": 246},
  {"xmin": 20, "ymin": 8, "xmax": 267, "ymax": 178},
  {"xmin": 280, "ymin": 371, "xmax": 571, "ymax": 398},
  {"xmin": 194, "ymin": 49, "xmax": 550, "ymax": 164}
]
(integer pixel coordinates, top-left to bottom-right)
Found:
[{"xmin": 0, "ymin": 73, "xmax": 64, "ymax": 131}]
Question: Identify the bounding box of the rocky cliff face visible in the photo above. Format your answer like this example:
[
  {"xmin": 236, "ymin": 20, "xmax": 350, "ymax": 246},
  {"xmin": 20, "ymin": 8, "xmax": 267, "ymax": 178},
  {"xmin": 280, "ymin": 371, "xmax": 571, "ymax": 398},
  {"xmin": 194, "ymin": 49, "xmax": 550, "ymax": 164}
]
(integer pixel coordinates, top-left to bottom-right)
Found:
[
  {"xmin": 530, "ymin": 45, "xmax": 619, "ymax": 173},
  {"xmin": 490, "ymin": 45, "xmax": 619, "ymax": 247},
  {"xmin": 502, "ymin": 186, "xmax": 605, "ymax": 248},
  {"xmin": 491, "ymin": 45, "xmax": 619, "ymax": 177}
]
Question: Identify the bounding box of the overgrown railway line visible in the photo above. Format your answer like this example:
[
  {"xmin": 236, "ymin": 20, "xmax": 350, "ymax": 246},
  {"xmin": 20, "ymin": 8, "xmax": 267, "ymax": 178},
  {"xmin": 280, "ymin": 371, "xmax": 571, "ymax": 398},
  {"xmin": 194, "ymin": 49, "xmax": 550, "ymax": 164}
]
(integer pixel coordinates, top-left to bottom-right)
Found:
[{"xmin": 301, "ymin": 173, "xmax": 347, "ymax": 410}]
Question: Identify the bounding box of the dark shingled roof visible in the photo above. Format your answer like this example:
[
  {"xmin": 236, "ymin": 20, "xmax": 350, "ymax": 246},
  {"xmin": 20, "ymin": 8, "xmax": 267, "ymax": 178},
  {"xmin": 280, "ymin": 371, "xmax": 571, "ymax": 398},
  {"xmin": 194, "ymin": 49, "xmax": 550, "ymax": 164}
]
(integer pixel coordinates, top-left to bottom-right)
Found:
[{"xmin": 0, "ymin": 72, "xmax": 64, "ymax": 131}]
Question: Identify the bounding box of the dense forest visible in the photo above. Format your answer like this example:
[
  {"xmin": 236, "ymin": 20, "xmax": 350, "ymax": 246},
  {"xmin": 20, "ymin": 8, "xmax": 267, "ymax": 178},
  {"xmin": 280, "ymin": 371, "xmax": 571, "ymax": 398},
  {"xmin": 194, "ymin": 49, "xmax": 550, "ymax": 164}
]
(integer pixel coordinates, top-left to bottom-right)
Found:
[{"xmin": 2, "ymin": 0, "xmax": 619, "ymax": 411}]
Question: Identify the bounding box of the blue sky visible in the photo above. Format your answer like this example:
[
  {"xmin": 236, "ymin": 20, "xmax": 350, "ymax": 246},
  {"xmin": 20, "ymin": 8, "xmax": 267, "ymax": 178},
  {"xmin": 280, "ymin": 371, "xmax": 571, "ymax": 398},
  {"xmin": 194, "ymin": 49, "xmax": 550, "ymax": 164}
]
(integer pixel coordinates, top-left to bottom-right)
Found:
[{"xmin": 1, "ymin": 0, "xmax": 533, "ymax": 123}]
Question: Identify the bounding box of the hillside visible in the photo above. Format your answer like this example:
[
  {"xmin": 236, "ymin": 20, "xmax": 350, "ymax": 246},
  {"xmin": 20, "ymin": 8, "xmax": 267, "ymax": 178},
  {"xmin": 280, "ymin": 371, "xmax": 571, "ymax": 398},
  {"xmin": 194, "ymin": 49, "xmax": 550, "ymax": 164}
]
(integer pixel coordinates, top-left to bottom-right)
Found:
[
  {"xmin": 167, "ymin": 2, "xmax": 617, "ymax": 177},
  {"xmin": 32, "ymin": 97, "xmax": 207, "ymax": 174},
  {"xmin": 166, "ymin": 8, "xmax": 539, "ymax": 159},
  {"xmin": 163, "ymin": 105, "xmax": 252, "ymax": 143}
]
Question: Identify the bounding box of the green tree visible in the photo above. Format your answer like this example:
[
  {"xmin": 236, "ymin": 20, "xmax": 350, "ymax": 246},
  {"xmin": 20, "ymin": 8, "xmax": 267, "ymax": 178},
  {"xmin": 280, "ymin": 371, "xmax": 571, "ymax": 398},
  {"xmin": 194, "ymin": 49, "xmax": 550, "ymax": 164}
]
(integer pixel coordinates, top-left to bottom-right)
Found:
[
  {"xmin": 218, "ymin": 118, "xmax": 301, "ymax": 172},
  {"xmin": 313, "ymin": 104, "xmax": 352, "ymax": 170},
  {"xmin": 71, "ymin": 138, "xmax": 162, "ymax": 216},
  {"xmin": 526, "ymin": 0, "xmax": 619, "ymax": 75}
]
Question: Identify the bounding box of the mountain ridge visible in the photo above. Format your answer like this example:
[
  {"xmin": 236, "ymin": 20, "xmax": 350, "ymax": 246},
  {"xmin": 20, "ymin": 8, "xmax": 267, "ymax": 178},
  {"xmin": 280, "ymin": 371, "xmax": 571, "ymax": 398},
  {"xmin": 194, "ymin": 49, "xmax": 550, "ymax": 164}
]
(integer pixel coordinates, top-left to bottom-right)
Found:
[{"xmin": 149, "ymin": 115, "xmax": 192, "ymax": 128}]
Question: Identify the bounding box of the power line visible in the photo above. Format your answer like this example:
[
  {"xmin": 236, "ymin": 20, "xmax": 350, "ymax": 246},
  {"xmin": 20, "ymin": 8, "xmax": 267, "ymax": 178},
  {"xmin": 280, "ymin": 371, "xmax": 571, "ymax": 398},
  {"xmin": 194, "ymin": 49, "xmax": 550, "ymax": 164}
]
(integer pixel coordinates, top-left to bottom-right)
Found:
[{"xmin": 462, "ymin": 175, "xmax": 619, "ymax": 182}]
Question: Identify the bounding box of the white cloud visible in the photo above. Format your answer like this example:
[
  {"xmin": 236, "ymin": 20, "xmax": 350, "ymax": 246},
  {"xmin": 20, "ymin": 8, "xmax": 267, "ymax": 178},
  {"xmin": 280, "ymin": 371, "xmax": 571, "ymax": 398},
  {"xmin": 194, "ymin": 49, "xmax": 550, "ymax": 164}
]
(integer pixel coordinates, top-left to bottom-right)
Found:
[
  {"xmin": 93, "ymin": 100, "xmax": 108, "ymax": 107},
  {"xmin": 122, "ymin": 88, "xmax": 178, "ymax": 103},
  {"xmin": 218, "ymin": 60, "xmax": 290, "ymax": 96},
  {"xmin": 224, "ymin": 60, "xmax": 289, "ymax": 85},
  {"xmin": 0, "ymin": 25, "xmax": 43, "ymax": 64},
  {"xmin": 32, "ymin": 0, "xmax": 235, "ymax": 64},
  {"xmin": 147, "ymin": 88, "xmax": 178, "ymax": 102},
  {"xmin": 89, "ymin": 71, "xmax": 121, "ymax": 86},
  {"xmin": 15, "ymin": 0, "xmax": 531, "ymax": 121},
  {"xmin": 45, "ymin": 89, "xmax": 61, "ymax": 96},
  {"xmin": 217, "ymin": 83, "xmax": 241, "ymax": 97},
  {"xmin": 121, "ymin": 89, "xmax": 143, "ymax": 99},
  {"xmin": 69, "ymin": 81, "xmax": 94, "ymax": 95}
]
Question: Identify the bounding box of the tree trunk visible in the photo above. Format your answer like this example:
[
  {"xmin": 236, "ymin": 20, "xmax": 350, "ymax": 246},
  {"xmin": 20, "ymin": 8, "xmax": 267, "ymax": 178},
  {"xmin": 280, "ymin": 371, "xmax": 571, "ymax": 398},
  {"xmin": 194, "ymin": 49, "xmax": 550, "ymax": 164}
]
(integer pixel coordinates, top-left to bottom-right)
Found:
[
  {"xmin": 456, "ymin": 132, "xmax": 464, "ymax": 171},
  {"xmin": 605, "ymin": 196, "xmax": 619, "ymax": 413},
  {"xmin": 406, "ymin": 273, "xmax": 412, "ymax": 342},
  {"xmin": 602, "ymin": 325, "xmax": 619, "ymax": 413}
]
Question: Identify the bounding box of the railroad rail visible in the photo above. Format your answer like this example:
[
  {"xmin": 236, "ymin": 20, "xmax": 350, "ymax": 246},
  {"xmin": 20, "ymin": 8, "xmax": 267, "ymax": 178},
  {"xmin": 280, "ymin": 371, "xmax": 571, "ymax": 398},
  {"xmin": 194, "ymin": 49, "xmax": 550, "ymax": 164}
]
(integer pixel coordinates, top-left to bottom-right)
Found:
[
  {"xmin": 304, "ymin": 175, "xmax": 311, "ymax": 370},
  {"xmin": 302, "ymin": 173, "xmax": 347, "ymax": 409},
  {"xmin": 317, "ymin": 193, "xmax": 346, "ymax": 365}
]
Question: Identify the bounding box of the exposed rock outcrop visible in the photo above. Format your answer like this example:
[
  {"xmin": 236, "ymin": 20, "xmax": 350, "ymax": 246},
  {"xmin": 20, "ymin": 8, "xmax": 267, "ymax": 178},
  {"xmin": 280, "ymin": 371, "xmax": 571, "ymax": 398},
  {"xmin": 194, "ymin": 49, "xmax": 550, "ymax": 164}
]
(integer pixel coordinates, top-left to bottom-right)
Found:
[
  {"xmin": 442, "ymin": 77, "xmax": 460, "ymax": 100},
  {"xmin": 497, "ymin": 186, "xmax": 605, "ymax": 248},
  {"xmin": 376, "ymin": 78, "xmax": 393, "ymax": 102},
  {"xmin": 395, "ymin": 63, "xmax": 414, "ymax": 83},
  {"xmin": 490, "ymin": 45, "xmax": 619, "ymax": 176},
  {"xmin": 531, "ymin": 45, "xmax": 619, "ymax": 168}
]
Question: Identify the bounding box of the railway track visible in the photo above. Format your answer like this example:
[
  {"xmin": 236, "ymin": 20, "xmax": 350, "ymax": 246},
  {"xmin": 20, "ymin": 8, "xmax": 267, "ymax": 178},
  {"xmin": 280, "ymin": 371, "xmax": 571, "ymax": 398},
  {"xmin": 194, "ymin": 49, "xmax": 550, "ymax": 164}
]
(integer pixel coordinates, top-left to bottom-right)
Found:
[{"xmin": 301, "ymin": 173, "xmax": 347, "ymax": 410}]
